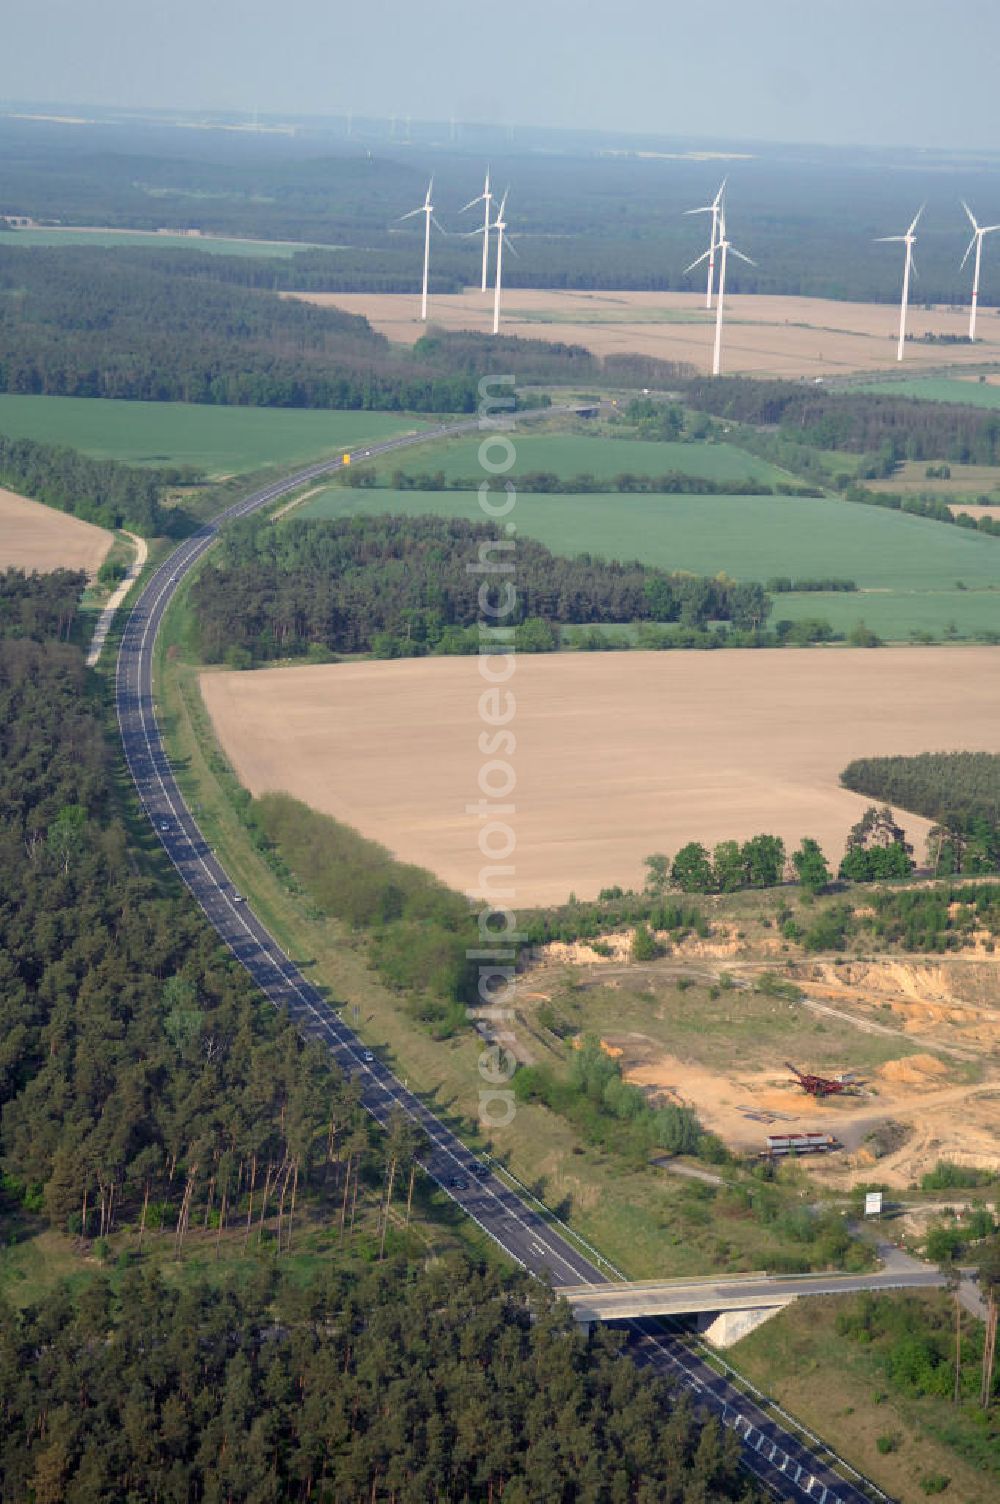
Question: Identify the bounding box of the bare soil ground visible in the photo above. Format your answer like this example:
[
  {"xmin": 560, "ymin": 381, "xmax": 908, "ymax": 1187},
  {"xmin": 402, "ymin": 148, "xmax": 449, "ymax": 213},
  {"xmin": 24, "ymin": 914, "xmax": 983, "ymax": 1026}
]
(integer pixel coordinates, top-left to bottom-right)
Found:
[
  {"xmin": 199, "ymin": 648, "xmax": 1000, "ymax": 907},
  {"xmin": 624, "ymin": 1044, "xmax": 997, "ymax": 1183},
  {"xmin": 286, "ymin": 288, "xmax": 1000, "ymax": 379},
  {"xmin": 522, "ymin": 942, "xmax": 1000, "ymax": 1185},
  {"xmin": 948, "ymin": 504, "xmax": 1000, "ymax": 519},
  {"xmin": 0, "ymin": 486, "xmax": 113, "ymax": 576}
]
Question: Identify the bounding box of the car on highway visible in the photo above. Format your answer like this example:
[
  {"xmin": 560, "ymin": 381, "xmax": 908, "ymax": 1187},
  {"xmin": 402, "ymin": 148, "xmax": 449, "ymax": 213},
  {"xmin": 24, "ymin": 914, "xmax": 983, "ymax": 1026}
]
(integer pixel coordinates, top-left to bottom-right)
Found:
[
  {"xmin": 232, "ymin": 893, "xmax": 244, "ymax": 904},
  {"xmin": 471, "ymin": 1163, "xmax": 490, "ymax": 1181},
  {"xmin": 448, "ymin": 1175, "xmax": 468, "ymax": 1191},
  {"xmin": 362, "ymin": 1049, "xmax": 375, "ymax": 1063},
  {"xmin": 158, "ymin": 821, "xmax": 171, "ymax": 832}
]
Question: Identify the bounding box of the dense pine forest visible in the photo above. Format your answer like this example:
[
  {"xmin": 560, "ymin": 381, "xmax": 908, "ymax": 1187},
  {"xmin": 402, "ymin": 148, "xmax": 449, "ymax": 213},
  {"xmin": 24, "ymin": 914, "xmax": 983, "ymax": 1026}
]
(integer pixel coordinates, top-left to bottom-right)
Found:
[
  {"xmin": 0, "ymin": 1258, "xmax": 748, "ymax": 1504},
  {"xmin": 0, "ymin": 566, "xmax": 85, "ymax": 641},
  {"xmin": 190, "ymin": 514, "xmax": 771, "ymax": 663},
  {"xmin": 683, "ymin": 378, "xmax": 1000, "ymax": 465},
  {"xmin": 0, "ymin": 431, "xmax": 176, "ymax": 533},
  {"xmin": 0, "ymin": 568, "xmax": 368, "ymax": 1242},
  {"xmin": 0, "ymin": 246, "xmax": 475, "ymax": 410},
  {"xmin": 0, "ymin": 247, "xmax": 685, "ymax": 410},
  {"xmin": 841, "ymin": 753, "xmax": 1000, "ymax": 874},
  {"xmin": 0, "ymin": 567, "xmax": 756, "ymax": 1503}
]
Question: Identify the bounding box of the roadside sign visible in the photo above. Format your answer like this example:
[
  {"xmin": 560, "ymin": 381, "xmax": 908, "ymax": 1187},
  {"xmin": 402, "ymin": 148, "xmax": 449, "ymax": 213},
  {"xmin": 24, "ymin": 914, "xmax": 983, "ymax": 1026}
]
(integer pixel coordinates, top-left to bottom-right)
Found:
[
  {"xmin": 864, "ymin": 1191, "xmax": 883, "ymax": 1217},
  {"xmin": 343, "ymin": 452, "xmax": 351, "ymax": 465}
]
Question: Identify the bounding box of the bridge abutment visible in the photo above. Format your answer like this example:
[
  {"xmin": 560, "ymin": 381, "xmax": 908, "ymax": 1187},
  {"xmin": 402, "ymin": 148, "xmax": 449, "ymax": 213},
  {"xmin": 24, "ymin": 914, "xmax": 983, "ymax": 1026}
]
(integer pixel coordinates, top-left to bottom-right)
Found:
[{"xmin": 696, "ymin": 1301, "xmax": 792, "ymax": 1349}]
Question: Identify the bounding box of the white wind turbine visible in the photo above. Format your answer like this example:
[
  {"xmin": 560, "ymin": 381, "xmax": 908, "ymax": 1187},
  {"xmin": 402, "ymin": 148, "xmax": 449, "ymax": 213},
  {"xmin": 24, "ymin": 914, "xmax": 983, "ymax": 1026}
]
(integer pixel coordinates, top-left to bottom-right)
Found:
[
  {"xmin": 489, "ymin": 188, "xmax": 515, "ymax": 336},
  {"xmin": 960, "ymin": 201, "xmax": 1000, "ymax": 342},
  {"xmin": 399, "ymin": 178, "xmax": 445, "ymax": 322},
  {"xmin": 685, "ymin": 179, "xmax": 726, "ymax": 308},
  {"xmin": 459, "ymin": 169, "xmax": 493, "ymax": 293},
  {"xmin": 877, "ymin": 206, "xmax": 923, "ymax": 362},
  {"xmin": 684, "ymin": 204, "xmax": 754, "ymax": 376}
]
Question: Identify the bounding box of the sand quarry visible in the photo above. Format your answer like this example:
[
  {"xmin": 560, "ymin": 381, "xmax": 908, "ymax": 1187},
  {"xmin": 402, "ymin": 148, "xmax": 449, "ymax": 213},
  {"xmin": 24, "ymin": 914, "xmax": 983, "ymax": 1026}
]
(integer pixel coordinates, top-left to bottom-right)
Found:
[
  {"xmin": 532, "ymin": 949, "xmax": 1000, "ymax": 1186},
  {"xmin": 0, "ymin": 486, "xmax": 113, "ymax": 576},
  {"xmin": 516, "ymin": 916, "xmax": 1000, "ymax": 1183},
  {"xmin": 624, "ymin": 1042, "xmax": 999, "ymax": 1188},
  {"xmin": 200, "ymin": 647, "xmax": 1000, "ymax": 907},
  {"xmin": 287, "ymin": 287, "xmax": 1000, "ymax": 380}
]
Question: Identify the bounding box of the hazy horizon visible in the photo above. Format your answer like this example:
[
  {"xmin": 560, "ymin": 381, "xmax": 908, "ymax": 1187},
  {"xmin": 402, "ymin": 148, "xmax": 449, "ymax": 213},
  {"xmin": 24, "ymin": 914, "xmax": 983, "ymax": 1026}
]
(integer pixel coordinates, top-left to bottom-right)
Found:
[{"xmin": 6, "ymin": 0, "xmax": 1000, "ymax": 155}]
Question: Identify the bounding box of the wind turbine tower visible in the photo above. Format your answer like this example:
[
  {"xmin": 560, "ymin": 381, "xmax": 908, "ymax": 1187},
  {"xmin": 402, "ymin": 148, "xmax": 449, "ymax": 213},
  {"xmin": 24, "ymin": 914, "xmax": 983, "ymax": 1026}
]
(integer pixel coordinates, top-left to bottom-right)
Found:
[
  {"xmin": 877, "ymin": 206, "xmax": 923, "ymax": 362},
  {"xmin": 684, "ymin": 205, "xmax": 754, "ymax": 376},
  {"xmin": 685, "ymin": 180, "xmax": 726, "ymax": 308},
  {"xmin": 960, "ymin": 201, "xmax": 1000, "ymax": 342},
  {"xmin": 491, "ymin": 189, "xmax": 515, "ymax": 336},
  {"xmin": 460, "ymin": 170, "xmax": 493, "ymax": 293},
  {"xmin": 399, "ymin": 179, "xmax": 442, "ymax": 322}
]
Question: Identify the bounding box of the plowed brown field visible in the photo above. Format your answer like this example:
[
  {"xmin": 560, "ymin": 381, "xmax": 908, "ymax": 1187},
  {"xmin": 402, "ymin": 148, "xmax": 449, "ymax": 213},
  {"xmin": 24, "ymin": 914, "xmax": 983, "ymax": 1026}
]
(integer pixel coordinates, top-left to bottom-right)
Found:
[
  {"xmin": 0, "ymin": 486, "xmax": 113, "ymax": 575},
  {"xmin": 284, "ymin": 287, "xmax": 1000, "ymax": 378},
  {"xmin": 199, "ymin": 648, "xmax": 1000, "ymax": 906}
]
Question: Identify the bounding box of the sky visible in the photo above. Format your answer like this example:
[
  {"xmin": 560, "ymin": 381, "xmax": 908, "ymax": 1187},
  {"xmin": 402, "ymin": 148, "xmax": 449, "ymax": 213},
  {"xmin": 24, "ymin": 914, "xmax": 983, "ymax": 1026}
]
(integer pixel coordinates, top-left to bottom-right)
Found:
[{"xmin": 4, "ymin": 0, "xmax": 998, "ymax": 153}]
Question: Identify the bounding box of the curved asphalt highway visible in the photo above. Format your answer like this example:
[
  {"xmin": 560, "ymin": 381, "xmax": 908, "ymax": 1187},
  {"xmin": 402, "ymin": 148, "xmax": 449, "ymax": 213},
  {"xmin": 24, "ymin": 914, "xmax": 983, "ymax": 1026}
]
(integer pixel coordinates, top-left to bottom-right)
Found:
[{"xmin": 115, "ymin": 415, "xmax": 890, "ymax": 1504}]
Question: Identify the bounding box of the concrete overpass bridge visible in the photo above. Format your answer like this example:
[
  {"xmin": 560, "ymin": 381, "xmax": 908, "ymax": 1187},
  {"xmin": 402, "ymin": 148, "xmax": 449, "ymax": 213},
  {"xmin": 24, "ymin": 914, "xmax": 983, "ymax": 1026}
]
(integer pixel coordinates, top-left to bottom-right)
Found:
[{"xmin": 558, "ymin": 1267, "xmax": 948, "ymax": 1346}]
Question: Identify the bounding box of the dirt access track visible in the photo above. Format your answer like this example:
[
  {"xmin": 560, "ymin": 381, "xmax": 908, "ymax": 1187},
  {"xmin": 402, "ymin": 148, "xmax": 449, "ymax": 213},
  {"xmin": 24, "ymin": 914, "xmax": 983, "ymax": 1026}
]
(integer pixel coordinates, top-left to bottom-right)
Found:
[
  {"xmin": 285, "ymin": 287, "xmax": 1000, "ymax": 380},
  {"xmin": 0, "ymin": 486, "xmax": 113, "ymax": 576},
  {"xmin": 199, "ymin": 648, "xmax": 1000, "ymax": 907}
]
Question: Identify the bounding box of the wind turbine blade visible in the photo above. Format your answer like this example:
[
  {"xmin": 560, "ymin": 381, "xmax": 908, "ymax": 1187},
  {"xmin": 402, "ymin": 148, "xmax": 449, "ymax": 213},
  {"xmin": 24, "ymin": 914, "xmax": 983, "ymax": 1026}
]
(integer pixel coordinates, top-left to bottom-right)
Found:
[
  {"xmin": 425, "ymin": 176, "xmax": 434, "ymax": 203},
  {"xmin": 962, "ymin": 199, "xmax": 979, "ymax": 231},
  {"xmin": 398, "ymin": 207, "xmax": 423, "ymax": 221},
  {"xmin": 960, "ymin": 235, "xmax": 977, "ymax": 271},
  {"xmin": 497, "ymin": 188, "xmax": 509, "ymax": 217},
  {"xmin": 875, "ymin": 235, "xmax": 905, "ymax": 243},
  {"xmin": 684, "ymin": 249, "xmax": 711, "ymax": 274},
  {"xmin": 684, "ymin": 205, "xmax": 713, "ymax": 216},
  {"xmin": 907, "ymin": 203, "xmax": 924, "ymax": 235},
  {"xmin": 982, "ymin": 224, "xmax": 1000, "ymax": 235},
  {"xmin": 713, "ymin": 177, "xmax": 727, "ymax": 206},
  {"xmin": 503, "ymin": 233, "xmax": 519, "ymax": 258},
  {"xmin": 730, "ymin": 248, "xmax": 756, "ymax": 266},
  {"xmin": 431, "ymin": 216, "xmax": 448, "ymax": 235},
  {"xmin": 459, "ymin": 193, "xmax": 485, "ymax": 212}
]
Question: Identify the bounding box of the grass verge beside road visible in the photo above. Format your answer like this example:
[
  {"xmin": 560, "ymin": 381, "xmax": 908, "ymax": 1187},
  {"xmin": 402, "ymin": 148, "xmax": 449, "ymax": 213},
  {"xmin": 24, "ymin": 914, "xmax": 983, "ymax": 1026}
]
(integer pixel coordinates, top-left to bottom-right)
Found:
[{"xmin": 731, "ymin": 1292, "xmax": 997, "ymax": 1504}]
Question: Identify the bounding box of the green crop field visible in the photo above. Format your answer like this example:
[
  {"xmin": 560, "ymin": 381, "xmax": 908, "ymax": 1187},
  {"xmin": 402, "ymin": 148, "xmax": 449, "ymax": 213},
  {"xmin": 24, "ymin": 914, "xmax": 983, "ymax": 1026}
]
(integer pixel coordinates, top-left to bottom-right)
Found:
[
  {"xmin": 299, "ymin": 486, "xmax": 1000, "ymax": 640},
  {"xmin": 774, "ymin": 586, "xmax": 1000, "ymax": 641},
  {"xmin": 0, "ymin": 395, "xmax": 426, "ymax": 477},
  {"xmin": 857, "ymin": 375, "xmax": 1000, "ymax": 408},
  {"xmin": 0, "ymin": 228, "xmax": 327, "ymax": 258},
  {"xmin": 362, "ymin": 430, "xmax": 789, "ymax": 486}
]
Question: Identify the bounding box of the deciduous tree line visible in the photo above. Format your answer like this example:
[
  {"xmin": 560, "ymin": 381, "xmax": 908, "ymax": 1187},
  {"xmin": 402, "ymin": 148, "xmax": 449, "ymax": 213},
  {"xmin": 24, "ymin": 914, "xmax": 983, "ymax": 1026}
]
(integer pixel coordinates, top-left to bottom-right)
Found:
[
  {"xmin": 369, "ymin": 466, "xmax": 817, "ymax": 497},
  {"xmin": 644, "ymin": 807, "xmax": 916, "ymax": 899}
]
